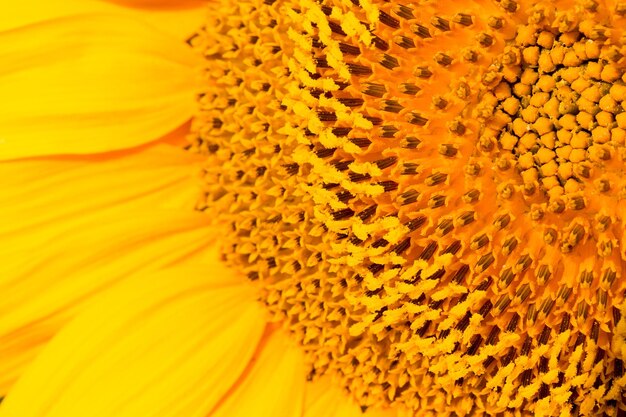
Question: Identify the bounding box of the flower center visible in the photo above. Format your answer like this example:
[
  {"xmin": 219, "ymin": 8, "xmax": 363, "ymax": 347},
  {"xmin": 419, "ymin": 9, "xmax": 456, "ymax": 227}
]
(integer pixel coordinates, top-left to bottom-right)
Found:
[
  {"xmin": 479, "ymin": 17, "xmax": 626, "ymax": 214},
  {"xmin": 474, "ymin": 6, "xmax": 626, "ymax": 258},
  {"xmin": 191, "ymin": 0, "xmax": 626, "ymax": 415}
]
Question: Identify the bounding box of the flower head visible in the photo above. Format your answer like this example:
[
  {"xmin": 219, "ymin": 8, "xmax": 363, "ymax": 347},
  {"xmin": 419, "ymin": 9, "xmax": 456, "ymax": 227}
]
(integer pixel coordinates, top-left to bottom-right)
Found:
[
  {"xmin": 193, "ymin": 0, "xmax": 626, "ymax": 415},
  {"xmin": 1, "ymin": 1, "xmax": 626, "ymax": 416}
]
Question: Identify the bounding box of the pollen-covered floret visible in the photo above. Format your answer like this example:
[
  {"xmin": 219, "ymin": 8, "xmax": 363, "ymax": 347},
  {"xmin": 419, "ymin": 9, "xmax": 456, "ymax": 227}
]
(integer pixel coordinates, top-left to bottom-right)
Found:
[{"xmin": 190, "ymin": 0, "xmax": 626, "ymax": 415}]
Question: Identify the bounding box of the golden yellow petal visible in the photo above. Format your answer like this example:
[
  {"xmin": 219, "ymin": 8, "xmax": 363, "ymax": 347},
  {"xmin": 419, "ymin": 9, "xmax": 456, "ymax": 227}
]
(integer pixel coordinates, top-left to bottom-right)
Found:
[
  {"xmin": 304, "ymin": 376, "xmax": 397, "ymax": 417},
  {"xmin": 0, "ymin": 144, "xmax": 212, "ymax": 393},
  {"xmin": 0, "ymin": 265, "xmax": 265, "ymax": 417},
  {"xmin": 0, "ymin": 14, "xmax": 202, "ymax": 160},
  {"xmin": 2, "ymin": 0, "xmax": 207, "ymax": 40},
  {"xmin": 101, "ymin": 0, "xmax": 207, "ymax": 8},
  {"xmin": 0, "ymin": 144, "xmax": 203, "ymax": 248},
  {"xmin": 0, "ymin": 210, "xmax": 218, "ymax": 395},
  {"xmin": 209, "ymin": 330, "xmax": 306, "ymax": 417}
]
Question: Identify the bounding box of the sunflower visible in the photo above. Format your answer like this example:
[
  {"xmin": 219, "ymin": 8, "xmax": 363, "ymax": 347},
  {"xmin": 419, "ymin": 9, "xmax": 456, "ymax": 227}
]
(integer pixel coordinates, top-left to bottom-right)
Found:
[{"xmin": 1, "ymin": 0, "xmax": 626, "ymax": 416}]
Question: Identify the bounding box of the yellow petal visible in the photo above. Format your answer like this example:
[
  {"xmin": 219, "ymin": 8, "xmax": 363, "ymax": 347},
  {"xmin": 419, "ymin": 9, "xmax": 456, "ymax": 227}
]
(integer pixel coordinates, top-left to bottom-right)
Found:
[
  {"xmin": 0, "ymin": 143, "xmax": 202, "ymax": 249},
  {"xmin": 303, "ymin": 377, "xmax": 398, "ymax": 417},
  {"xmin": 119, "ymin": 4, "xmax": 208, "ymax": 42},
  {"xmin": 0, "ymin": 265, "xmax": 266, "ymax": 417},
  {"xmin": 0, "ymin": 142, "xmax": 212, "ymax": 393},
  {"xmin": 0, "ymin": 210, "xmax": 217, "ymax": 395},
  {"xmin": 209, "ymin": 330, "xmax": 306, "ymax": 417},
  {"xmin": 2, "ymin": 0, "xmax": 208, "ymax": 41},
  {"xmin": 0, "ymin": 14, "xmax": 202, "ymax": 160},
  {"xmin": 303, "ymin": 377, "xmax": 363, "ymax": 417},
  {"xmin": 101, "ymin": 0, "xmax": 207, "ymax": 8}
]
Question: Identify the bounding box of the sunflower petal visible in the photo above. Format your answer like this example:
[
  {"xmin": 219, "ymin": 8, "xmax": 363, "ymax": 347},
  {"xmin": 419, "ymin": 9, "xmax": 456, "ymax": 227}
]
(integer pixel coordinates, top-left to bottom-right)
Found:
[
  {"xmin": 303, "ymin": 377, "xmax": 364, "ymax": 417},
  {"xmin": 0, "ymin": 14, "xmax": 201, "ymax": 160},
  {"xmin": 0, "ymin": 210, "xmax": 218, "ymax": 395},
  {"xmin": 0, "ymin": 144, "xmax": 202, "ymax": 249},
  {"xmin": 209, "ymin": 330, "xmax": 306, "ymax": 417},
  {"xmin": 0, "ymin": 141, "xmax": 209, "ymax": 392},
  {"xmin": 118, "ymin": 4, "xmax": 208, "ymax": 42},
  {"xmin": 1, "ymin": 0, "xmax": 207, "ymax": 41},
  {"xmin": 0, "ymin": 266, "xmax": 266, "ymax": 417},
  {"xmin": 303, "ymin": 376, "xmax": 399, "ymax": 417},
  {"xmin": 101, "ymin": 0, "xmax": 207, "ymax": 8}
]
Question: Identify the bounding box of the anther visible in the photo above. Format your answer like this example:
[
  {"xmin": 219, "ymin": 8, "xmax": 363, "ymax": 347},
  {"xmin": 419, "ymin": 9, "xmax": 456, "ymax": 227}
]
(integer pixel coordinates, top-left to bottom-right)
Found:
[
  {"xmin": 431, "ymin": 16, "xmax": 450, "ymax": 31},
  {"xmin": 414, "ymin": 66, "xmax": 433, "ymax": 78},
  {"xmin": 426, "ymin": 172, "xmax": 448, "ymax": 186},
  {"xmin": 381, "ymin": 125, "xmax": 399, "ymax": 138},
  {"xmin": 515, "ymin": 284, "xmax": 532, "ymax": 303},
  {"xmin": 456, "ymin": 82, "xmax": 470, "ymax": 99},
  {"xmin": 500, "ymin": 0, "xmax": 518, "ymax": 12},
  {"xmin": 436, "ymin": 218, "xmax": 454, "ymax": 236},
  {"xmin": 453, "ymin": 13, "xmax": 473, "ymax": 26},
  {"xmin": 476, "ymin": 253, "xmax": 495, "ymax": 272},
  {"xmin": 568, "ymin": 196, "xmax": 586, "ymax": 210},
  {"xmin": 470, "ymin": 233, "xmax": 489, "ymax": 250},
  {"xmin": 493, "ymin": 214, "xmax": 511, "ymax": 229},
  {"xmin": 502, "ymin": 236, "xmax": 518, "ymax": 255},
  {"xmin": 465, "ymin": 162, "xmax": 481, "ymax": 176},
  {"xmin": 394, "ymin": 4, "xmax": 414, "ymax": 20},
  {"xmin": 375, "ymin": 156, "xmax": 398, "ymax": 170},
  {"xmin": 402, "ymin": 137, "xmax": 421, "ymax": 149},
  {"xmin": 362, "ymin": 83, "xmax": 386, "ymax": 98},
  {"xmin": 399, "ymin": 190, "xmax": 420, "ymax": 205},
  {"xmin": 419, "ymin": 242, "xmax": 439, "ymax": 260},
  {"xmin": 488, "ymin": 16, "xmax": 504, "ymax": 29},
  {"xmin": 543, "ymin": 229, "xmax": 556, "ymax": 246},
  {"xmin": 448, "ymin": 120, "xmax": 466, "ymax": 135},
  {"xmin": 434, "ymin": 52, "xmax": 453, "ymax": 66},
  {"xmin": 328, "ymin": 21, "xmax": 347, "ymax": 36},
  {"xmin": 577, "ymin": 301, "xmax": 589, "ymax": 320},
  {"xmin": 514, "ymin": 254, "xmax": 532, "ymax": 272},
  {"xmin": 379, "ymin": 180, "xmax": 398, "ymax": 192},
  {"xmin": 408, "ymin": 112, "xmax": 429, "ymax": 126},
  {"xmin": 338, "ymin": 97, "xmax": 364, "ymax": 108},
  {"xmin": 457, "ymin": 211, "xmax": 476, "ymax": 226},
  {"xmin": 347, "ymin": 63, "xmax": 373, "ymax": 76},
  {"xmin": 382, "ymin": 100, "xmax": 403, "ymax": 113},
  {"xmin": 339, "ymin": 43, "xmax": 360, "ymax": 55},
  {"xmin": 400, "ymin": 83, "xmax": 420, "ymax": 95},
  {"xmin": 438, "ymin": 144, "xmax": 458, "ymax": 157},
  {"xmin": 378, "ymin": 10, "xmax": 400, "ymax": 28},
  {"xmin": 463, "ymin": 189, "xmax": 480, "ymax": 203},
  {"xmin": 411, "ymin": 24, "xmax": 432, "ymax": 38},
  {"xmin": 380, "ymin": 54, "xmax": 400, "ymax": 70},
  {"xmin": 443, "ymin": 240, "xmax": 462, "ymax": 255},
  {"xmin": 530, "ymin": 206, "xmax": 544, "ymax": 220},
  {"xmin": 548, "ymin": 199, "xmax": 565, "ymax": 213},
  {"xmin": 372, "ymin": 35, "xmax": 390, "ymax": 51},
  {"xmin": 401, "ymin": 162, "xmax": 419, "ymax": 174},
  {"xmin": 495, "ymin": 294, "xmax": 512, "ymax": 313},
  {"xmin": 463, "ymin": 49, "xmax": 479, "ymax": 62},
  {"xmin": 428, "ymin": 195, "xmax": 446, "ymax": 208},
  {"xmin": 357, "ymin": 205, "xmax": 377, "ymax": 222},
  {"xmin": 477, "ymin": 33, "xmax": 494, "ymax": 47},
  {"xmin": 394, "ymin": 36, "xmax": 415, "ymax": 49},
  {"xmin": 432, "ymin": 96, "xmax": 448, "ymax": 109}
]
